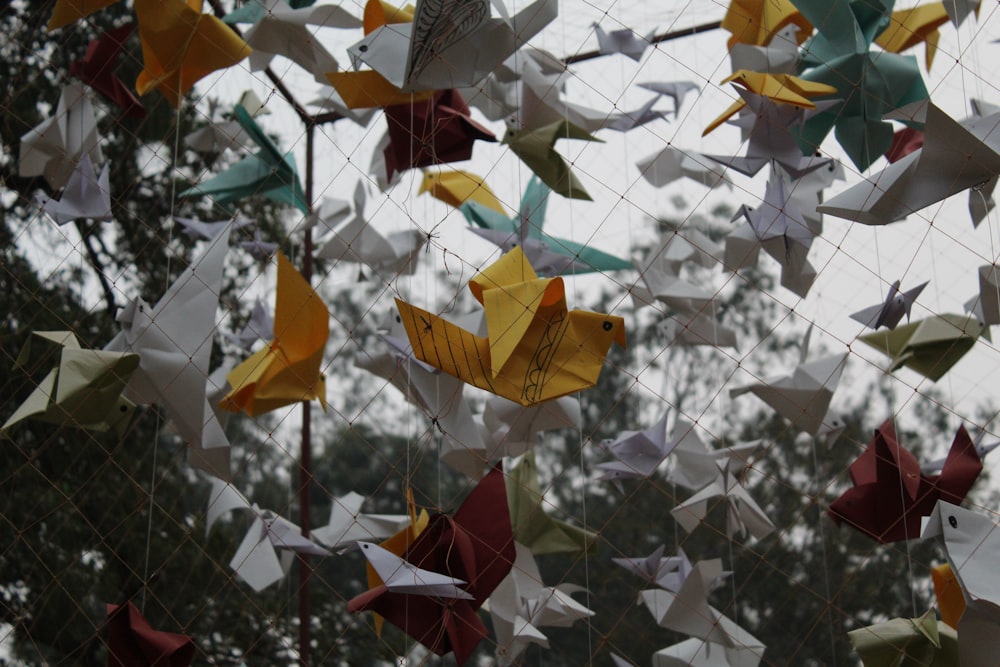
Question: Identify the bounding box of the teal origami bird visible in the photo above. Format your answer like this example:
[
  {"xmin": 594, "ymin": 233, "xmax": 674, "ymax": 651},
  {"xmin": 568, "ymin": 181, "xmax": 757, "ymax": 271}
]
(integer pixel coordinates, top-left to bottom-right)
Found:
[
  {"xmin": 792, "ymin": 0, "xmax": 929, "ymax": 171},
  {"xmin": 181, "ymin": 104, "xmax": 307, "ymax": 213},
  {"xmin": 460, "ymin": 175, "xmax": 629, "ymax": 275}
]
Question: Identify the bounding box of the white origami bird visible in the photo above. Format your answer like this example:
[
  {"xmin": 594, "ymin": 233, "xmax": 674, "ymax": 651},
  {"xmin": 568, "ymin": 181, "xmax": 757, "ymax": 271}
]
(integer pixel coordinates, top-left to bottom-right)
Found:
[
  {"xmin": 207, "ymin": 479, "xmax": 330, "ymax": 592},
  {"xmin": 666, "ymin": 421, "xmax": 761, "ymax": 492},
  {"xmin": 729, "ymin": 325, "xmax": 847, "ymax": 435},
  {"xmin": 37, "ymin": 153, "xmax": 112, "ymax": 225},
  {"xmin": 106, "ymin": 228, "xmax": 232, "ymax": 479},
  {"xmin": 310, "ymin": 492, "xmax": 409, "ymax": 549},
  {"xmin": 592, "ymin": 22, "xmax": 656, "ymax": 61},
  {"xmin": 597, "ymin": 411, "xmax": 674, "ymax": 481},
  {"xmin": 653, "ymin": 636, "xmax": 766, "ymax": 667},
  {"xmin": 671, "ymin": 462, "xmax": 775, "ymax": 541},
  {"xmin": 358, "ymin": 542, "xmax": 473, "ymax": 599},
  {"xmin": 20, "ymin": 82, "xmax": 103, "ymax": 189},
  {"xmin": 174, "ymin": 215, "xmax": 254, "ymax": 241},
  {"xmin": 922, "ymin": 501, "xmax": 1000, "ymax": 667},
  {"xmin": 850, "ymin": 279, "xmax": 929, "ymax": 330}
]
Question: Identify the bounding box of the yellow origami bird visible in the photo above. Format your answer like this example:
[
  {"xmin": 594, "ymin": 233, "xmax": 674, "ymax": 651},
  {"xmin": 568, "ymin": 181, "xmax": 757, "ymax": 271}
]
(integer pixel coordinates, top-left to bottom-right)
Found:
[
  {"xmin": 704, "ymin": 70, "xmax": 839, "ymax": 135},
  {"xmin": 222, "ymin": 252, "xmax": 329, "ymax": 417},
  {"xmin": 47, "ymin": 0, "xmax": 119, "ymax": 31},
  {"xmin": 134, "ymin": 0, "xmax": 251, "ymax": 108},
  {"xmin": 418, "ymin": 170, "xmax": 504, "ymax": 213},
  {"xmin": 722, "ymin": 0, "xmax": 812, "ymax": 49},
  {"xmin": 326, "ymin": 70, "xmax": 435, "ymax": 109},
  {"xmin": 875, "ymin": 3, "xmax": 950, "ymax": 70},
  {"xmin": 396, "ymin": 247, "xmax": 626, "ymax": 406}
]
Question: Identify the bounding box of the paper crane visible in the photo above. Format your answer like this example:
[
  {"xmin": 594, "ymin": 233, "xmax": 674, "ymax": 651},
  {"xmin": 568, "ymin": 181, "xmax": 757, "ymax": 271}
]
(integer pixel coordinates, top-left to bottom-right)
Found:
[
  {"xmin": 395, "ymin": 247, "xmax": 626, "ymax": 406},
  {"xmin": 637, "ymin": 81, "xmax": 700, "ymax": 113},
  {"xmin": 206, "ymin": 479, "xmax": 330, "ymax": 592},
  {"xmin": 358, "ymin": 541, "xmax": 473, "ymax": 598},
  {"xmin": 851, "ymin": 279, "xmax": 929, "ymax": 330},
  {"xmin": 828, "ymin": 420, "xmax": 982, "ymax": 543},
  {"xmin": 105, "ymin": 601, "xmax": 195, "ymax": 667},
  {"xmin": 482, "ymin": 394, "xmax": 581, "ymax": 460},
  {"xmin": 223, "ymin": 0, "xmax": 360, "ymax": 83},
  {"xmin": 382, "ymin": 88, "xmax": 496, "ymax": 180},
  {"xmin": 173, "ymin": 215, "xmax": 254, "ymax": 242},
  {"xmin": 666, "ymin": 422, "xmax": 762, "ymax": 492},
  {"xmin": 847, "ymin": 609, "xmax": 958, "ymax": 667},
  {"xmin": 310, "ymin": 492, "xmax": 410, "ymax": 549},
  {"xmin": 71, "ymin": 24, "xmax": 146, "ymax": 118},
  {"xmin": 134, "ymin": 0, "xmax": 251, "ymax": 108},
  {"xmin": 349, "ymin": 466, "xmax": 516, "ymax": 666},
  {"xmin": 671, "ymin": 462, "xmax": 776, "ymax": 541},
  {"xmin": 596, "ymin": 411, "xmax": 673, "ymax": 481},
  {"xmin": 419, "ymin": 170, "xmax": 504, "ymax": 213},
  {"xmin": 637, "ymin": 145, "xmax": 730, "ymax": 190},
  {"xmin": 652, "ymin": 635, "xmax": 767, "ymax": 667},
  {"xmin": 461, "ymin": 175, "xmax": 630, "ymax": 275},
  {"xmin": 226, "ymin": 297, "xmax": 275, "ymax": 351},
  {"xmin": 819, "ymin": 102, "xmax": 1000, "ymax": 226},
  {"xmin": 730, "ymin": 325, "xmax": 847, "ymax": 435},
  {"xmin": 106, "ymin": 228, "xmax": 232, "ymax": 478},
  {"xmin": 3, "ymin": 331, "xmax": 138, "ymax": 435},
  {"xmin": 859, "ymin": 313, "xmax": 984, "ymax": 382},
  {"xmin": 592, "ymin": 22, "xmax": 656, "ymax": 61},
  {"xmin": 346, "ymin": 0, "xmax": 557, "ymax": 93},
  {"xmin": 181, "ymin": 104, "xmax": 308, "ymax": 213},
  {"xmin": 222, "ymin": 252, "xmax": 329, "ymax": 416},
  {"xmin": 19, "ymin": 82, "xmax": 103, "ymax": 190},
  {"xmin": 489, "ymin": 542, "xmax": 593, "ymax": 665},
  {"xmin": 508, "ymin": 451, "xmax": 597, "ymax": 555},
  {"xmin": 503, "ymin": 121, "xmax": 603, "ymax": 201},
  {"xmin": 922, "ymin": 501, "xmax": 1000, "ymax": 667},
  {"xmin": 37, "ymin": 153, "xmax": 113, "ymax": 225},
  {"xmin": 613, "ymin": 546, "xmax": 711, "ymax": 593}
]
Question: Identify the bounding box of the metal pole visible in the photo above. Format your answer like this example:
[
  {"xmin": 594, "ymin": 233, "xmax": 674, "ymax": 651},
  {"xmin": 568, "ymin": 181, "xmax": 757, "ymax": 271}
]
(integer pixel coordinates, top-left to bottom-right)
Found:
[{"xmin": 297, "ymin": 123, "xmax": 316, "ymax": 667}]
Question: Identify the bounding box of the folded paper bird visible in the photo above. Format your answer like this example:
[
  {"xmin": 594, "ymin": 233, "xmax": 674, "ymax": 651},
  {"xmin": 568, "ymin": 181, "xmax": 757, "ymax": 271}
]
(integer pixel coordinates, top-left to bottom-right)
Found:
[
  {"xmin": 859, "ymin": 313, "xmax": 984, "ymax": 382},
  {"xmin": 395, "ymin": 246, "xmax": 626, "ymax": 406}
]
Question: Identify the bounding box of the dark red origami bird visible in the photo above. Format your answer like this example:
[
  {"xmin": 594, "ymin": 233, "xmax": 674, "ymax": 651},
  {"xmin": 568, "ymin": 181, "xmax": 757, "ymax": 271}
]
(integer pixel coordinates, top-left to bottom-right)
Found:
[
  {"xmin": 71, "ymin": 24, "xmax": 146, "ymax": 119},
  {"xmin": 383, "ymin": 88, "xmax": 495, "ymax": 181},
  {"xmin": 106, "ymin": 601, "xmax": 195, "ymax": 666},
  {"xmin": 828, "ymin": 419, "xmax": 982, "ymax": 543},
  {"xmin": 348, "ymin": 466, "xmax": 515, "ymax": 665}
]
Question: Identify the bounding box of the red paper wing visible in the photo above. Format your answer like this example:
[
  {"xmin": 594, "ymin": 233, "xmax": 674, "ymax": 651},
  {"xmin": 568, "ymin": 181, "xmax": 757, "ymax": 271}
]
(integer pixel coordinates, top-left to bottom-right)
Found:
[
  {"xmin": 71, "ymin": 25, "xmax": 146, "ymax": 118},
  {"xmin": 873, "ymin": 421, "xmax": 922, "ymax": 501},
  {"xmin": 452, "ymin": 465, "xmax": 516, "ymax": 604},
  {"xmin": 849, "ymin": 419, "xmax": 896, "ymax": 486},
  {"xmin": 106, "ymin": 602, "xmax": 195, "ymax": 667},
  {"xmin": 935, "ymin": 425, "xmax": 983, "ymax": 503}
]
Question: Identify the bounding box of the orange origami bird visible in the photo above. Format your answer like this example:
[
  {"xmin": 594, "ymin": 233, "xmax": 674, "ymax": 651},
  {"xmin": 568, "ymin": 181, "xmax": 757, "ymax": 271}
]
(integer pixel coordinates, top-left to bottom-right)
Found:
[
  {"xmin": 47, "ymin": 0, "xmax": 120, "ymax": 31},
  {"xmin": 222, "ymin": 252, "xmax": 329, "ymax": 416},
  {"xmin": 396, "ymin": 247, "xmax": 626, "ymax": 406},
  {"xmin": 134, "ymin": 0, "xmax": 251, "ymax": 108}
]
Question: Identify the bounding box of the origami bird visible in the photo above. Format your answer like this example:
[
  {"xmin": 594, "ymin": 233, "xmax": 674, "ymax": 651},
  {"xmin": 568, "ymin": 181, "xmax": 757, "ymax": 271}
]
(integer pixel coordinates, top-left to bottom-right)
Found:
[
  {"xmin": 703, "ymin": 70, "xmax": 839, "ymax": 136},
  {"xmin": 922, "ymin": 427, "xmax": 1000, "ymax": 475},
  {"xmin": 346, "ymin": 0, "xmax": 557, "ymax": 93},
  {"xmin": 828, "ymin": 420, "xmax": 982, "ymax": 543},
  {"xmin": 47, "ymin": 0, "xmax": 119, "ymax": 31},
  {"xmin": 592, "ymin": 22, "xmax": 656, "ymax": 61},
  {"xmin": 502, "ymin": 121, "xmax": 603, "ymax": 201},
  {"xmin": 859, "ymin": 313, "xmax": 984, "ymax": 382},
  {"xmin": 106, "ymin": 228, "xmax": 232, "ymax": 479},
  {"xmin": 348, "ymin": 466, "xmax": 516, "ymax": 666},
  {"xmin": 238, "ymin": 229, "xmax": 280, "ymax": 260},
  {"xmin": 652, "ymin": 636, "xmax": 767, "ymax": 667},
  {"xmin": 419, "ymin": 170, "xmax": 504, "ymax": 213},
  {"xmin": 630, "ymin": 245, "xmax": 720, "ymax": 313},
  {"xmin": 70, "ymin": 24, "xmax": 146, "ymax": 118},
  {"xmin": 613, "ymin": 546, "xmax": 710, "ymax": 592},
  {"xmin": 358, "ymin": 541, "xmax": 474, "ymax": 599},
  {"xmin": 222, "ymin": 252, "xmax": 329, "ymax": 417},
  {"xmin": 596, "ymin": 411, "xmax": 674, "ymax": 481},
  {"xmin": 382, "ymin": 88, "xmax": 496, "ymax": 180},
  {"xmin": 181, "ymin": 104, "xmax": 308, "ymax": 213},
  {"xmin": 36, "ymin": 153, "xmax": 113, "ymax": 225},
  {"xmin": 792, "ymin": 0, "xmax": 930, "ymax": 171},
  {"xmin": 848, "ymin": 610, "xmax": 958, "ymax": 667},
  {"xmin": 507, "ymin": 451, "xmax": 597, "ymax": 555},
  {"xmin": 461, "ymin": 175, "xmax": 630, "ymax": 275},
  {"xmin": 850, "ymin": 279, "xmax": 929, "ymax": 330},
  {"xmin": 671, "ymin": 462, "xmax": 775, "ymax": 541},
  {"xmin": 105, "ymin": 601, "xmax": 195, "ymax": 667},
  {"xmin": 3, "ymin": 331, "xmax": 138, "ymax": 435},
  {"xmin": 224, "ymin": 0, "xmax": 360, "ymax": 83},
  {"xmin": 819, "ymin": 102, "xmax": 1000, "ymax": 226},
  {"xmin": 316, "ymin": 181, "xmax": 425, "ymax": 279},
  {"xmin": 636, "ymin": 146, "xmax": 730, "ymax": 190},
  {"xmin": 721, "ymin": 0, "xmax": 811, "ymax": 49},
  {"xmin": 19, "ymin": 82, "xmax": 103, "ymax": 190},
  {"xmin": 638, "ymin": 81, "xmax": 700, "ymax": 113},
  {"xmin": 666, "ymin": 423, "xmax": 762, "ymax": 492},
  {"xmin": 874, "ymin": 3, "xmax": 950, "ymax": 70},
  {"xmin": 657, "ymin": 312, "xmax": 738, "ymax": 349},
  {"xmin": 225, "ymin": 297, "xmax": 275, "ymax": 351},
  {"xmin": 310, "ymin": 492, "xmax": 410, "ymax": 549},
  {"xmin": 173, "ymin": 215, "xmax": 255, "ymax": 242},
  {"xmin": 206, "ymin": 479, "xmax": 330, "ymax": 591},
  {"xmin": 395, "ymin": 247, "xmax": 626, "ymax": 406},
  {"xmin": 481, "ymin": 394, "xmax": 581, "ymax": 460},
  {"xmin": 730, "ymin": 325, "xmax": 847, "ymax": 435},
  {"xmin": 134, "ymin": 0, "xmax": 251, "ymax": 108},
  {"xmin": 489, "ymin": 542, "xmax": 593, "ymax": 665},
  {"xmin": 922, "ymin": 501, "xmax": 1000, "ymax": 667}
]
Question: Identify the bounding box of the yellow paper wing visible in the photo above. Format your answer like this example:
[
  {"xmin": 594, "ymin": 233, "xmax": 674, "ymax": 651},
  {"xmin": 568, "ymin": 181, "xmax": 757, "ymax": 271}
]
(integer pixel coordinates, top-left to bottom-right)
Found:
[
  {"xmin": 47, "ymin": 0, "xmax": 119, "ymax": 31},
  {"xmin": 468, "ymin": 246, "xmax": 539, "ymax": 303},
  {"xmin": 875, "ymin": 3, "xmax": 949, "ymax": 69},
  {"xmin": 326, "ymin": 70, "xmax": 434, "ymax": 109},
  {"xmin": 722, "ymin": 0, "xmax": 812, "ymax": 49},
  {"xmin": 481, "ymin": 275, "xmax": 565, "ymax": 379},
  {"xmin": 135, "ymin": 0, "xmax": 251, "ymax": 108},
  {"xmin": 363, "ymin": 0, "xmax": 415, "ymax": 34}
]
